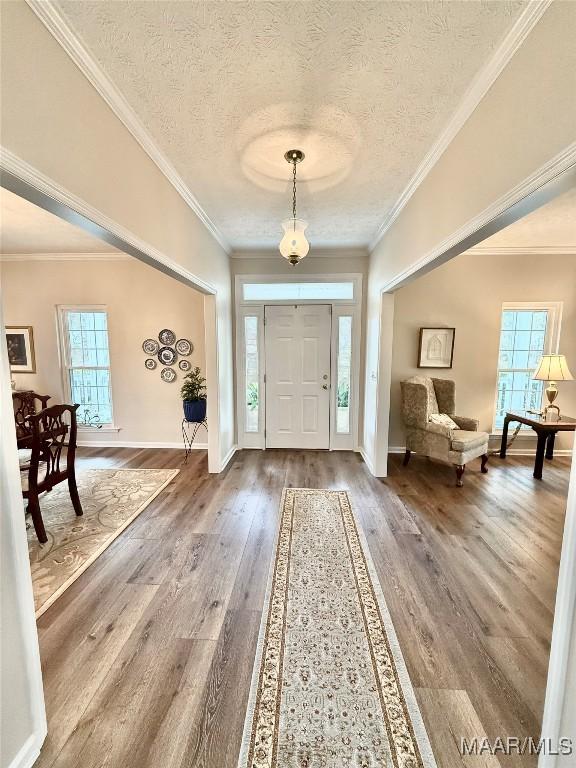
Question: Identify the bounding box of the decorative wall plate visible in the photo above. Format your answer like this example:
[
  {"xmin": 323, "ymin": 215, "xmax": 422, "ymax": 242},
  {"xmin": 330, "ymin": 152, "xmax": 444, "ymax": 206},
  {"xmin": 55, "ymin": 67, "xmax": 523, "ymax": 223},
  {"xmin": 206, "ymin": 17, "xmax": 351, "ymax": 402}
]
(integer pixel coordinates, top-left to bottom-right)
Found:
[
  {"xmin": 158, "ymin": 329, "xmax": 176, "ymax": 345},
  {"xmin": 160, "ymin": 367, "xmax": 176, "ymax": 383},
  {"xmin": 142, "ymin": 338, "xmax": 159, "ymax": 355},
  {"xmin": 175, "ymin": 338, "xmax": 193, "ymax": 356},
  {"xmin": 158, "ymin": 346, "xmax": 177, "ymax": 365},
  {"xmin": 144, "ymin": 358, "xmax": 157, "ymax": 370},
  {"xmin": 179, "ymin": 359, "xmax": 192, "ymax": 372}
]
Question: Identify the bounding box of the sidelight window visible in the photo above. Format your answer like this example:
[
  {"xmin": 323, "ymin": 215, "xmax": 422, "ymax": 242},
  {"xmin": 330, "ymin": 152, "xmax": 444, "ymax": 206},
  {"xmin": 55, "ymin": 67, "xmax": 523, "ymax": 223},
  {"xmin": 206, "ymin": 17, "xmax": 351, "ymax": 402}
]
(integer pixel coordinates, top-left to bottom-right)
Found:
[
  {"xmin": 336, "ymin": 316, "xmax": 352, "ymax": 433},
  {"xmin": 244, "ymin": 316, "xmax": 259, "ymax": 432}
]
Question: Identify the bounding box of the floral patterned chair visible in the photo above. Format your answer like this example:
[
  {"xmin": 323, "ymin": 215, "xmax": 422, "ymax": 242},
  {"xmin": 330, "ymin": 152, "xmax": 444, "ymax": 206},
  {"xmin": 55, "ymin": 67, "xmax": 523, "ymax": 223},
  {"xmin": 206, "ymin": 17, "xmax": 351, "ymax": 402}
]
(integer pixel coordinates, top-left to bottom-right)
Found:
[{"xmin": 400, "ymin": 376, "xmax": 489, "ymax": 486}]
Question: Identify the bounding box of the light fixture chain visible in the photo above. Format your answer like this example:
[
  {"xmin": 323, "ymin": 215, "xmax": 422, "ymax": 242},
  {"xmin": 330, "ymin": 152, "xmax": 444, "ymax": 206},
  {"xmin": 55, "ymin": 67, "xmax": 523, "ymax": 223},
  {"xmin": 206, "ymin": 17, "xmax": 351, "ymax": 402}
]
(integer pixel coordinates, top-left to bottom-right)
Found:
[
  {"xmin": 280, "ymin": 149, "xmax": 308, "ymax": 265},
  {"xmin": 292, "ymin": 159, "xmax": 297, "ymax": 222}
]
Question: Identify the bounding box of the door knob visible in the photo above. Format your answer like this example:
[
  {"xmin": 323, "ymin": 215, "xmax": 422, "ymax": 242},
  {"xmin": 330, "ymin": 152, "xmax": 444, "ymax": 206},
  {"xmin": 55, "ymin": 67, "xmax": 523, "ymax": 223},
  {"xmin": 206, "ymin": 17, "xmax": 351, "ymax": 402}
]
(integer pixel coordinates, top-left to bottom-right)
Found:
[{"xmin": 322, "ymin": 384, "xmax": 328, "ymax": 390}]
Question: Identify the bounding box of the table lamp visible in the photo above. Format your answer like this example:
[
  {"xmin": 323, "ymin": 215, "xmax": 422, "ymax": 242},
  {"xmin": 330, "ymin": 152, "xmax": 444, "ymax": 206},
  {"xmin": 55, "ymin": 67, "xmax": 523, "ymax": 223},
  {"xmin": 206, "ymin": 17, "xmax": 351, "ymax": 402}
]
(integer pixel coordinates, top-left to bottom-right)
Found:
[{"xmin": 533, "ymin": 354, "xmax": 574, "ymax": 418}]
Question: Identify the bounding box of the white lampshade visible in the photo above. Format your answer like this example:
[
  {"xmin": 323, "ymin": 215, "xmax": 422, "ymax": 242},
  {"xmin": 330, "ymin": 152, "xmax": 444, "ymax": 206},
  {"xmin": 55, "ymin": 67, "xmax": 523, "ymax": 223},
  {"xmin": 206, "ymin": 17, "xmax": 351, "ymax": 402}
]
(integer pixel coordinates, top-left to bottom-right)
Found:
[
  {"xmin": 279, "ymin": 218, "xmax": 309, "ymax": 265},
  {"xmin": 533, "ymin": 354, "xmax": 574, "ymax": 382}
]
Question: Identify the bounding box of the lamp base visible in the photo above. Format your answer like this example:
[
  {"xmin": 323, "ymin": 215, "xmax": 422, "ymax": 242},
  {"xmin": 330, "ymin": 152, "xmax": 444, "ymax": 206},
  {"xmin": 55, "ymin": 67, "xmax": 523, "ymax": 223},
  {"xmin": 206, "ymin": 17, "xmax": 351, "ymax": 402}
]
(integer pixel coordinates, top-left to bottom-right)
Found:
[
  {"xmin": 544, "ymin": 381, "xmax": 560, "ymax": 419},
  {"xmin": 544, "ymin": 403, "xmax": 560, "ymax": 420}
]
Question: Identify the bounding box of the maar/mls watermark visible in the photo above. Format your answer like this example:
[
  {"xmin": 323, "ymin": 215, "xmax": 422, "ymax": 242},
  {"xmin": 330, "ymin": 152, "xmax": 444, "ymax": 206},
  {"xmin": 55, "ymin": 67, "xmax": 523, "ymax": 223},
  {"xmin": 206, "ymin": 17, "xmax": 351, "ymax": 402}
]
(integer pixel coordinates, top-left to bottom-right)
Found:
[{"xmin": 460, "ymin": 737, "xmax": 573, "ymax": 756}]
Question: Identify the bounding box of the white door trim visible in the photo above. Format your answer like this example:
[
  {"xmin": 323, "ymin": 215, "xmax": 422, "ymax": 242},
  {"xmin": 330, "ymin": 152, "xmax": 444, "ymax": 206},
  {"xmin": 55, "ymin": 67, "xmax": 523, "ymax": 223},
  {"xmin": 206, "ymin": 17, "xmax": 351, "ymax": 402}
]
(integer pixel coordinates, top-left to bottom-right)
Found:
[
  {"xmin": 539, "ymin": 445, "xmax": 576, "ymax": 767},
  {"xmin": 235, "ymin": 274, "xmax": 363, "ymax": 451},
  {"xmin": 1, "ymin": 312, "xmax": 47, "ymax": 768}
]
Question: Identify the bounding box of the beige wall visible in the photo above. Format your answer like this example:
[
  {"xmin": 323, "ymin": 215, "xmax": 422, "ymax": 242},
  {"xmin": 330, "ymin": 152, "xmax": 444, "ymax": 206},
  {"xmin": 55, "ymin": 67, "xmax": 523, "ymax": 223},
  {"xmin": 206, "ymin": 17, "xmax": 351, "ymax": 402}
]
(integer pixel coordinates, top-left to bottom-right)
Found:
[
  {"xmin": 364, "ymin": 1, "xmax": 576, "ymax": 473},
  {"xmin": 230, "ymin": 252, "xmax": 367, "ymax": 277},
  {"xmin": 0, "ymin": 3, "xmax": 236, "ymax": 758},
  {"xmin": 369, "ymin": 2, "xmax": 576, "ymax": 287},
  {"xmin": 0, "ymin": 2, "xmax": 234, "ymax": 761},
  {"xmin": 0, "ymin": 0, "xmax": 234, "ymax": 467},
  {"xmin": 1, "ymin": 258, "xmax": 206, "ymax": 445},
  {"xmin": 389, "ymin": 251, "xmax": 576, "ymax": 452}
]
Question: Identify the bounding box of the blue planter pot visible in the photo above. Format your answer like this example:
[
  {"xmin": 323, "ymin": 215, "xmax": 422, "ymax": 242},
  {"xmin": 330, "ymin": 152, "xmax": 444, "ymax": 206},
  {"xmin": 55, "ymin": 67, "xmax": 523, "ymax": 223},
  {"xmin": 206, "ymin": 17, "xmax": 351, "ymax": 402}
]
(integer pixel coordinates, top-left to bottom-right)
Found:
[{"xmin": 183, "ymin": 399, "xmax": 206, "ymax": 423}]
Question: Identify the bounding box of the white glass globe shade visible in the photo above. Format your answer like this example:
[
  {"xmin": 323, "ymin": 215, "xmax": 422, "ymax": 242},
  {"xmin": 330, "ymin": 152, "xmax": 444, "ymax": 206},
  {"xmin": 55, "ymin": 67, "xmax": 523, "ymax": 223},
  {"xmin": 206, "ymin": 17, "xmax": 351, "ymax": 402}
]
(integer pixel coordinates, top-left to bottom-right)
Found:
[{"xmin": 279, "ymin": 218, "xmax": 310, "ymax": 265}]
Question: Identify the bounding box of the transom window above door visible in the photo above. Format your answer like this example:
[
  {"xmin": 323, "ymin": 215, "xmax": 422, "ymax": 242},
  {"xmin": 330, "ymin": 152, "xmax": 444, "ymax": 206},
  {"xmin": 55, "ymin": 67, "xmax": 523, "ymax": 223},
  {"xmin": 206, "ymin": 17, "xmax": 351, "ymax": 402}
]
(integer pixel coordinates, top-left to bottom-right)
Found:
[{"xmin": 242, "ymin": 281, "xmax": 354, "ymax": 302}]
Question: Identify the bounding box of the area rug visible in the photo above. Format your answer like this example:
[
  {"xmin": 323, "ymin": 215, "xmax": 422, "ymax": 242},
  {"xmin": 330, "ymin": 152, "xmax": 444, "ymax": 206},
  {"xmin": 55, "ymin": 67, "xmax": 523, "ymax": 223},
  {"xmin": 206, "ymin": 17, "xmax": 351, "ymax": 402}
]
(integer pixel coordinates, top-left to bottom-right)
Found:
[
  {"xmin": 238, "ymin": 488, "xmax": 436, "ymax": 768},
  {"xmin": 27, "ymin": 468, "xmax": 179, "ymax": 617}
]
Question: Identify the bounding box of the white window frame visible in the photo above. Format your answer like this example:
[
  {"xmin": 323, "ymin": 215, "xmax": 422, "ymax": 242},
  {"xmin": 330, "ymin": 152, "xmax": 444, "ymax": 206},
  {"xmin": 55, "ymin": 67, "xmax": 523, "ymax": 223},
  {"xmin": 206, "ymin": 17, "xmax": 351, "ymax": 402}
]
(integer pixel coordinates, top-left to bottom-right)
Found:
[
  {"xmin": 334, "ymin": 314, "xmax": 354, "ymax": 436},
  {"xmin": 235, "ymin": 274, "xmax": 363, "ymax": 451},
  {"xmin": 492, "ymin": 301, "xmax": 563, "ymax": 434},
  {"xmin": 241, "ymin": 280, "xmax": 355, "ymax": 302},
  {"xmin": 56, "ymin": 305, "xmax": 119, "ymax": 432},
  {"xmin": 237, "ymin": 305, "xmax": 265, "ymax": 448}
]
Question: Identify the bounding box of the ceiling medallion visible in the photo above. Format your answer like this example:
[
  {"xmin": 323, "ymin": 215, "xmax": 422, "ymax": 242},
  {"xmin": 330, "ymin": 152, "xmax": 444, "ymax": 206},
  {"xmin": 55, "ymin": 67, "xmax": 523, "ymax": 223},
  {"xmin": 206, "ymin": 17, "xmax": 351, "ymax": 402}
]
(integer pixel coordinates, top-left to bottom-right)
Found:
[{"xmin": 279, "ymin": 149, "xmax": 309, "ymax": 266}]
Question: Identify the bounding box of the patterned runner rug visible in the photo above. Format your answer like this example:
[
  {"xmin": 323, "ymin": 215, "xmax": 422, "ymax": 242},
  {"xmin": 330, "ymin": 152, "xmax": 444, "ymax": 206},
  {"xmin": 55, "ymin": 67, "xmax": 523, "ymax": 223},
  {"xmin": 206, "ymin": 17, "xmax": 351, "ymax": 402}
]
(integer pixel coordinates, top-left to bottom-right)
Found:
[
  {"xmin": 27, "ymin": 468, "xmax": 178, "ymax": 617},
  {"xmin": 239, "ymin": 488, "xmax": 436, "ymax": 768}
]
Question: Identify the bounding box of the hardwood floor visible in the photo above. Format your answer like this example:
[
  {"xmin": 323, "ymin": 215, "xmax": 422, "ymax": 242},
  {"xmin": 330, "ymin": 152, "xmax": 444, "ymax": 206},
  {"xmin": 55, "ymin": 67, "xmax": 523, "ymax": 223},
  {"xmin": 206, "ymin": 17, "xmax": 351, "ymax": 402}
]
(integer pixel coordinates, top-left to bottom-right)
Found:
[{"xmin": 35, "ymin": 448, "xmax": 570, "ymax": 767}]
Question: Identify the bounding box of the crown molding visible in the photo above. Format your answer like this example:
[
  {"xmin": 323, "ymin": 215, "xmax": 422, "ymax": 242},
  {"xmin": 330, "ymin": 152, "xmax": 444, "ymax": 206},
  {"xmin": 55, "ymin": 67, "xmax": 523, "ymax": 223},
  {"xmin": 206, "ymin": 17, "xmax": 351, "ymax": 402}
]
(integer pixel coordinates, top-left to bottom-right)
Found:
[
  {"xmin": 0, "ymin": 146, "xmax": 217, "ymax": 295},
  {"xmin": 465, "ymin": 245, "xmax": 576, "ymax": 257},
  {"xmin": 381, "ymin": 141, "xmax": 576, "ymax": 292},
  {"xmin": 0, "ymin": 252, "xmax": 131, "ymax": 262},
  {"xmin": 25, "ymin": 0, "xmax": 230, "ymax": 255},
  {"xmin": 230, "ymin": 247, "xmax": 369, "ymax": 260},
  {"xmin": 369, "ymin": 0, "xmax": 553, "ymax": 252}
]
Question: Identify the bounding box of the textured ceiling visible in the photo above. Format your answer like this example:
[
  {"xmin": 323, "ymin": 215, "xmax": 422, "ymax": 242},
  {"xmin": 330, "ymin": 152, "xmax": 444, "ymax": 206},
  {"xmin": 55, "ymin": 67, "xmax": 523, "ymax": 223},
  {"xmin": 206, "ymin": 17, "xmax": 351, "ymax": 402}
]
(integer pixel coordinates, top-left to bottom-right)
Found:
[
  {"xmin": 55, "ymin": 0, "xmax": 527, "ymax": 249},
  {"xmin": 0, "ymin": 188, "xmax": 120, "ymax": 254},
  {"xmin": 480, "ymin": 187, "xmax": 576, "ymax": 248}
]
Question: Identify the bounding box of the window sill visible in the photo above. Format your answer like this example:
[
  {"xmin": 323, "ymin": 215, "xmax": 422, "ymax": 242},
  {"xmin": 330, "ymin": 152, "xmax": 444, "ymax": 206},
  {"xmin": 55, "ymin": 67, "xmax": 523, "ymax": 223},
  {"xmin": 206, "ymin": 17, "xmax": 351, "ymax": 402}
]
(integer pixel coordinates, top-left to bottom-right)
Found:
[
  {"xmin": 78, "ymin": 425, "xmax": 121, "ymax": 433},
  {"xmin": 490, "ymin": 431, "xmax": 535, "ymax": 439}
]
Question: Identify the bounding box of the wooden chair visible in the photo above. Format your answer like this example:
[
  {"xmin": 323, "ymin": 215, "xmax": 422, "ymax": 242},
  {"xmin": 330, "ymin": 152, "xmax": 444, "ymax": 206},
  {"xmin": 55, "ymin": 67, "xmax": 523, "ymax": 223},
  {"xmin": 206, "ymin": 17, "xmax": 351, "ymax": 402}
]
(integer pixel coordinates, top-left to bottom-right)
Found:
[
  {"xmin": 21, "ymin": 404, "xmax": 83, "ymax": 543},
  {"xmin": 12, "ymin": 390, "xmax": 51, "ymax": 449}
]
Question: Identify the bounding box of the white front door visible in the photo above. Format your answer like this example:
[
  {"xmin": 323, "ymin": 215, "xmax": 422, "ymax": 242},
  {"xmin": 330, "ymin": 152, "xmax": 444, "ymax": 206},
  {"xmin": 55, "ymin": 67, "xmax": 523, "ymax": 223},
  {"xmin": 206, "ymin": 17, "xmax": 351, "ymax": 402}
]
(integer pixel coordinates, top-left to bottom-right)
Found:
[{"xmin": 265, "ymin": 304, "xmax": 332, "ymax": 449}]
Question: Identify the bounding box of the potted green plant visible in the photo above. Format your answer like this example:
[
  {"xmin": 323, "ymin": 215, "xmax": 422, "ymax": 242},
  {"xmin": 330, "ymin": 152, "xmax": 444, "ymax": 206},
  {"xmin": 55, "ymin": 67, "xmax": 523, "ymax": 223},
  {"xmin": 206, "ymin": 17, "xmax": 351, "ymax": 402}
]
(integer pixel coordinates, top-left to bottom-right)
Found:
[{"xmin": 181, "ymin": 366, "xmax": 207, "ymax": 422}]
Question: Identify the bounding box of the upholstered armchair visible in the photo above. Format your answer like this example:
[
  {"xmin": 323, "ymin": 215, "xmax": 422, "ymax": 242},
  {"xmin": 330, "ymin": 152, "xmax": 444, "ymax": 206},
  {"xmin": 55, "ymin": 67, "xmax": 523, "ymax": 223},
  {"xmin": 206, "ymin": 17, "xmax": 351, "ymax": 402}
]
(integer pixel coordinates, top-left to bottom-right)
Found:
[{"xmin": 400, "ymin": 376, "xmax": 489, "ymax": 486}]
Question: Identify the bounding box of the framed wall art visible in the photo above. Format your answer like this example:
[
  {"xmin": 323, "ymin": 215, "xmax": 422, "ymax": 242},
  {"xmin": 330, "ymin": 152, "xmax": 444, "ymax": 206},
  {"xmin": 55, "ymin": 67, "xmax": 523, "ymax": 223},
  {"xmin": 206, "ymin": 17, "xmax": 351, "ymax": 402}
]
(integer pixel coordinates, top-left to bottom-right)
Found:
[
  {"xmin": 6, "ymin": 326, "xmax": 36, "ymax": 373},
  {"xmin": 418, "ymin": 327, "xmax": 455, "ymax": 369}
]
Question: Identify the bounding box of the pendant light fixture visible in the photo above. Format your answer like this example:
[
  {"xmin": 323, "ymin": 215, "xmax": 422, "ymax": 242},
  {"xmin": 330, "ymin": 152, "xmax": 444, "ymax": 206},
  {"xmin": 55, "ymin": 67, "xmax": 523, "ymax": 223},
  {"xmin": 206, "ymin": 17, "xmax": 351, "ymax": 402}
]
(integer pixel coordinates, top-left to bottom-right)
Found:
[{"xmin": 279, "ymin": 149, "xmax": 309, "ymax": 266}]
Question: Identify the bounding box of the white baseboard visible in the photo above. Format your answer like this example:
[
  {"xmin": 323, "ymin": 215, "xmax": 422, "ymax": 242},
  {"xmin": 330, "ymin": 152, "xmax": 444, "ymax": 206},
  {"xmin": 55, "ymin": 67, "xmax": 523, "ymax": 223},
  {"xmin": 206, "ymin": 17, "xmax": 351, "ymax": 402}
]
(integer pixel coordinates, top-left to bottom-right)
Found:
[
  {"xmin": 388, "ymin": 445, "xmax": 573, "ymax": 457},
  {"xmin": 77, "ymin": 425, "xmax": 121, "ymax": 434},
  {"xmin": 497, "ymin": 449, "xmax": 573, "ymax": 457},
  {"xmin": 7, "ymin": 732, "xmax": 43, "ymax": 768},
  {"xmin": 219, "ymin": 444, "xmax": 237, "ymax": 471},
  {"xmin": 77, "ymin": 440, "xmax": 208, "ymax": 449}
]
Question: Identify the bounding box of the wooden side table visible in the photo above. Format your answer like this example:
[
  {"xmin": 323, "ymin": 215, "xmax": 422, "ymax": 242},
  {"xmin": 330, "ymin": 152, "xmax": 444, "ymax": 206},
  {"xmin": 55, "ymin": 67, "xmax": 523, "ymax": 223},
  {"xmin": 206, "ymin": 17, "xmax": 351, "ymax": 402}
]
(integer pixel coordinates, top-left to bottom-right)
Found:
[{"xmin": 499, "ymin": 411, "xmax": 576, "ymax": 479}]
